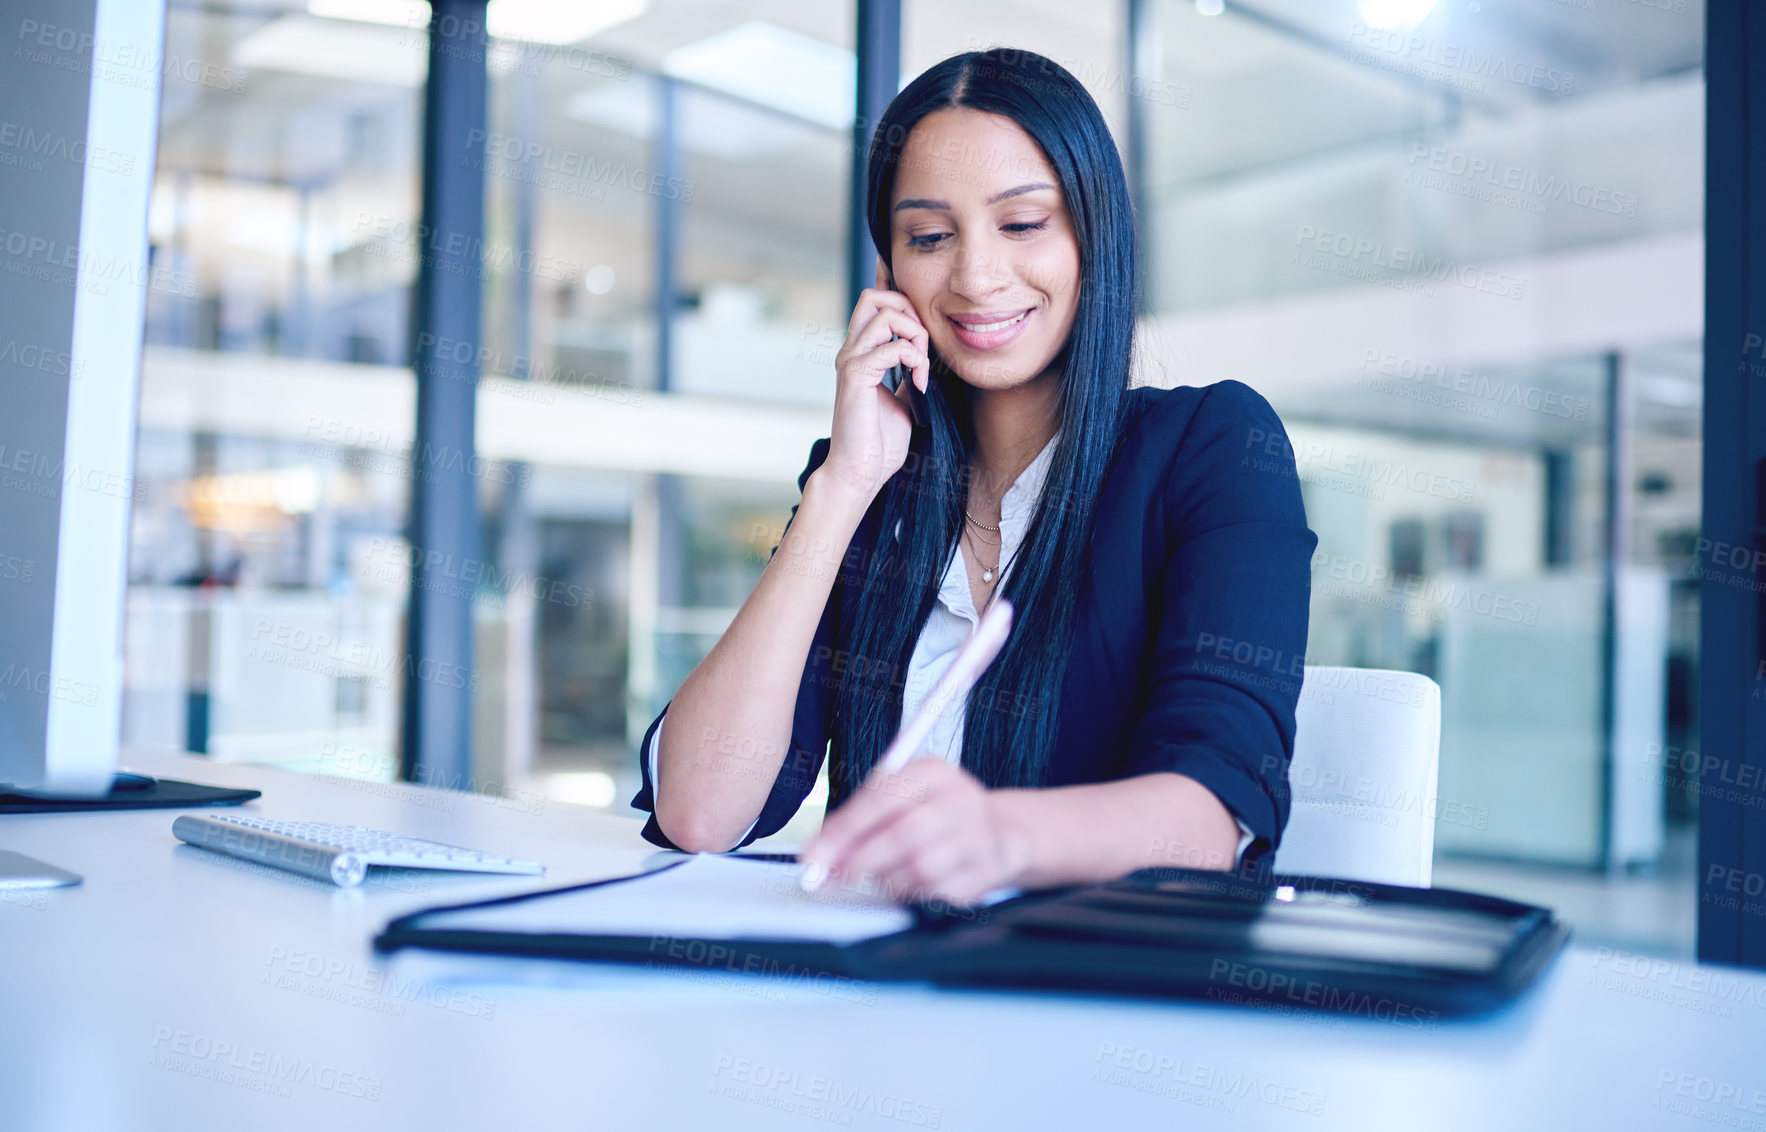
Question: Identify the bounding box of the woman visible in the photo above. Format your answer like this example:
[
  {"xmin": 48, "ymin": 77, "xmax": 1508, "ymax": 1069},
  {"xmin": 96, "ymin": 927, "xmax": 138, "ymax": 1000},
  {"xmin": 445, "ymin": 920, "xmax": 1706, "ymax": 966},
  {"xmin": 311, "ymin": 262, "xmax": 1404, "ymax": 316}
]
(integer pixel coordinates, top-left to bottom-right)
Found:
[{"xmin": 631, "ymin": 48, "xmax": 1316, "ymax": 907}]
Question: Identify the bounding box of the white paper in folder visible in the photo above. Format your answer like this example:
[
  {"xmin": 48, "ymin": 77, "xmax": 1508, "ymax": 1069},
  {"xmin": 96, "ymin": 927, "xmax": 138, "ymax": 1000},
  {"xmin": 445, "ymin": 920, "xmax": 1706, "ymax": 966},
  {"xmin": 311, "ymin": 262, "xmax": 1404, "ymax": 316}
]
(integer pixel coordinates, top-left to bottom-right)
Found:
[{"xmin": 417, "ymin": 854, "xmax": 917, "ymax": 945}]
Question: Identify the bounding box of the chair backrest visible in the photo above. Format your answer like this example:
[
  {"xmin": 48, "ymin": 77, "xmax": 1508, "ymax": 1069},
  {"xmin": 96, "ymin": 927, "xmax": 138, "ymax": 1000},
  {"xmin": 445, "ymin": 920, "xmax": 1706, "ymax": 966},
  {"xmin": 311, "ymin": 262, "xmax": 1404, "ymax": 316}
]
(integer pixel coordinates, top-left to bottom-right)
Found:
[{"xmin": 1271, "ymin": 667, "xmax": 1441, "ymax": 888}]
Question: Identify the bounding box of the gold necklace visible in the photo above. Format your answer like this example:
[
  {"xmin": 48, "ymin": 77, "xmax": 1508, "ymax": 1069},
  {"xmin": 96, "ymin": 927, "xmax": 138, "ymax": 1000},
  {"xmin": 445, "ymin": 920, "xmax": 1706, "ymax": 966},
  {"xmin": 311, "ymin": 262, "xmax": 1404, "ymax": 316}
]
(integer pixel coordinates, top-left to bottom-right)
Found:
[{"xmin": 966, "ymin": 527, "xmax": 1001, "ymax": 584}]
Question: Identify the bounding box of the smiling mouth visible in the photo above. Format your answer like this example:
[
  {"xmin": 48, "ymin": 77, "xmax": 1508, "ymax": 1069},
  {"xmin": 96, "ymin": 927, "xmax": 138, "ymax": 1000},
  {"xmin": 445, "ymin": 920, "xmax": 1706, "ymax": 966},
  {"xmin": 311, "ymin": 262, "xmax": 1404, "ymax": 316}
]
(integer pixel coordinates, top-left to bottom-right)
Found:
[{"xmin": 947, "ymin": 310, "xmax": 1030, "ymax": 333}]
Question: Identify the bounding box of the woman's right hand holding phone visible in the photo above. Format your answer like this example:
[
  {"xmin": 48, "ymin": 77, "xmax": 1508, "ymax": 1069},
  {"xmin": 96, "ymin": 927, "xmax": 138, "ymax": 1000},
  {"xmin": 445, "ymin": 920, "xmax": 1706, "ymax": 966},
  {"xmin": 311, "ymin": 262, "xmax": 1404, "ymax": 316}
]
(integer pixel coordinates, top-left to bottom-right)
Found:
[
  {"xmin": 654, "ymin": 261, "xmax": 931, "ymax": 853},
  {"xmin": 819, "ymin": 256, "xmax": 931, "ymax": 505}
]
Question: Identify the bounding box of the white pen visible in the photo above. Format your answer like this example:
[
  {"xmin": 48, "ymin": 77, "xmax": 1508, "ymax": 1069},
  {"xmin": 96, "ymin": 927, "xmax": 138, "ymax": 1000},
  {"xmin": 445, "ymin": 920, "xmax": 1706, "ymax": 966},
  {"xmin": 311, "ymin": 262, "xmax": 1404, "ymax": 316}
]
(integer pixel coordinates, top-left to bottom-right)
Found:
[{"xmin": 800, "ymin": 598, "xmax": 1014, "ymax": 893}]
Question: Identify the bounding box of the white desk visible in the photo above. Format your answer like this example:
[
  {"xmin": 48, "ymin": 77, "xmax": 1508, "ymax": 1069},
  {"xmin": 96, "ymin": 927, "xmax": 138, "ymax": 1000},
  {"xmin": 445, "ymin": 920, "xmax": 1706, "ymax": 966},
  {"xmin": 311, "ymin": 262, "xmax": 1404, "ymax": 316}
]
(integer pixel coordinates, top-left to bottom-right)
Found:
[{"xmin": 2, "ymin": 751, "xmax": 1761, "ymax": 1131}]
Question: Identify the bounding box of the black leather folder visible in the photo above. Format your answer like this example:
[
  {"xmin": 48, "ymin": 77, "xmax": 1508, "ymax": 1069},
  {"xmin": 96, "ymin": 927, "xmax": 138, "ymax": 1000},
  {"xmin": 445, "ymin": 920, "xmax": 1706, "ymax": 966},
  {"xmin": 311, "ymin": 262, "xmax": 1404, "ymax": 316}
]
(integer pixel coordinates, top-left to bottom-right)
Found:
[
  {"xmin": 0, "ymin": 774, "xmax": 260, "ymax": 813},
  {"xmin": 373, "ymin": 856, "xmax": 1571, "ymax": 1017}
]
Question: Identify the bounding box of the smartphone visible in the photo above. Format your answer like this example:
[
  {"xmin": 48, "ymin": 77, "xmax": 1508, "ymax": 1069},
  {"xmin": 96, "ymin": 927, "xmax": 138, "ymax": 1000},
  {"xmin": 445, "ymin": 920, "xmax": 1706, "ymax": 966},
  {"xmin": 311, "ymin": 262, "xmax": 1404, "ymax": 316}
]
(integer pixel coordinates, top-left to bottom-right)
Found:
[{"xmin": 879, "ymin": 266, "xmax": 931, "ymax": 426}]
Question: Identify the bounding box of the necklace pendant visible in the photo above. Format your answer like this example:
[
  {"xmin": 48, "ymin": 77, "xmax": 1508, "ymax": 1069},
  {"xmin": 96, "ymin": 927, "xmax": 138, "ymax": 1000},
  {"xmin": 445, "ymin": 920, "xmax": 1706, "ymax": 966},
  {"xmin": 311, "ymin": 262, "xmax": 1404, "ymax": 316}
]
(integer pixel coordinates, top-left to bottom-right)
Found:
[{"xmin": 982, "ymin": 568, "xmax": 994, "ymax": 583}]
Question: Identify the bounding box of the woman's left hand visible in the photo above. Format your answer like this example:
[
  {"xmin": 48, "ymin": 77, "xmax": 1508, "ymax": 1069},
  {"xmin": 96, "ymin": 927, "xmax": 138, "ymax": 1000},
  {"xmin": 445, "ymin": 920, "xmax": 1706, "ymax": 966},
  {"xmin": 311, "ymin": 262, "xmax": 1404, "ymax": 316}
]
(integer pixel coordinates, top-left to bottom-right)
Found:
[{"xmin": 799, "ymin": 757, "xmax": 1026, "ymax": 907}]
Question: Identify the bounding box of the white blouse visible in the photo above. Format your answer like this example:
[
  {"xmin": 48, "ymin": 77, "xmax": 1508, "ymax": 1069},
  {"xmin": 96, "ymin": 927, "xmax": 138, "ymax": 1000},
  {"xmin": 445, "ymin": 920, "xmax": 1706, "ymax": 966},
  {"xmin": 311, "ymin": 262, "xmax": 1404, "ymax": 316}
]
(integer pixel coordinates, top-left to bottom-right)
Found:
[{"xmin": 651, "ymin": 433, "xmax": 1253, "ymax": 865}]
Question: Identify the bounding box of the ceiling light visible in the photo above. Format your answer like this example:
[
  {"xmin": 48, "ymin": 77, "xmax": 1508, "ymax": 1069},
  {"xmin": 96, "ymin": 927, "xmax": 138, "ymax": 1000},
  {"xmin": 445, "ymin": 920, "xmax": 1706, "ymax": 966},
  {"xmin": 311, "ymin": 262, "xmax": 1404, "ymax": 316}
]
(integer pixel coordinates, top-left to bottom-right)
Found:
[
  {"xmin": 583, "ymin": 265, "xmax": 616, "ymax": 294},
  {"xmin": 661, "ymin": 21, "xmax": 854, "ymax": 129},
  {"xmin": 233, "ymin": 16, "xmax": 427, "ymax": 87},
  {"xmin": 1196, "ymin": 0, "xmax": 1225, "ymax": 15},
  {"xmin": 307, "ymin": 0, "xmax": 427, "ymax": 28},
  {"xmin": 307, "ymin": 0, "xmax": 648, "ymax": 45},
  {"xmin": 490, "ymin": 0, "xmax": 647, "ymax": 45},
  {"xmin": 1356, "ymin": 0, "xmax": 1439, "ymax": 30}
]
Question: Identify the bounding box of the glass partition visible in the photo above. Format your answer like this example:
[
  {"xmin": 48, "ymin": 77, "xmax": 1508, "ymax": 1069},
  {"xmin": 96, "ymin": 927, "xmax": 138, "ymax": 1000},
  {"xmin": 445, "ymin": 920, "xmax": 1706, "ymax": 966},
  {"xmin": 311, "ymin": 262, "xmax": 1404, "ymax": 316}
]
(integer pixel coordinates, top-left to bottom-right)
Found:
[
  {"xmin": 1139, "ymin": 0, "xmax": 1702, "ymax": 955},
  {"xmin": 476, "ymin": 4, "xmax": 852, "ymax": 815},
  {"xmin": 126, "ymin": 1, "xmax": 425, "ymax": 781}
]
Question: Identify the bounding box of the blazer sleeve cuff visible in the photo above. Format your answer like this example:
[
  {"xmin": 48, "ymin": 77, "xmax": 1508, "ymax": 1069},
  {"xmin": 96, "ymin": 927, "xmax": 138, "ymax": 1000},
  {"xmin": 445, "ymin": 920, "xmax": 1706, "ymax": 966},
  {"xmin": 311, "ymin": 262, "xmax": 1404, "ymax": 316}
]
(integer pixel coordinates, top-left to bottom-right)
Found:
[
  {"xmin": 631, "ymin": 703, "xmax": 686, "ymax": 850},
  {"xmin": 1232, "ymin": 816, "xmax": 1255, "ymax": 869},
  {"xmin": 632, "ymin": 705, "xmax": 794, "ymax": 851}
]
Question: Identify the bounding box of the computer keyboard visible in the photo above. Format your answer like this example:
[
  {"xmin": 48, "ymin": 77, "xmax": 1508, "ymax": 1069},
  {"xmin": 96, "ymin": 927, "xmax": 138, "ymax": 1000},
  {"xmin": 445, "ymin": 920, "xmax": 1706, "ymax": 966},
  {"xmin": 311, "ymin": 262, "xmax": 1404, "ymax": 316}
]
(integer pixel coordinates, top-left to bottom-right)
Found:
[{"xmin": 172, "ymin": 813, "xmax": 545, "ymax": 888}]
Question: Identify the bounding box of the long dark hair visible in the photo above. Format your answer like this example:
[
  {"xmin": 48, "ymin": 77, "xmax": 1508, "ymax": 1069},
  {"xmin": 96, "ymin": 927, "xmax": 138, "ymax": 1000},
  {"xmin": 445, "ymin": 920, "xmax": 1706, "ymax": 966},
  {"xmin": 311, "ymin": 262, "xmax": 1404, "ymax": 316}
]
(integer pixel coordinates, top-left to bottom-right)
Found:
[{"xmin": 830, "ymin": 48, "xmax": 1139, "ymax": 800}]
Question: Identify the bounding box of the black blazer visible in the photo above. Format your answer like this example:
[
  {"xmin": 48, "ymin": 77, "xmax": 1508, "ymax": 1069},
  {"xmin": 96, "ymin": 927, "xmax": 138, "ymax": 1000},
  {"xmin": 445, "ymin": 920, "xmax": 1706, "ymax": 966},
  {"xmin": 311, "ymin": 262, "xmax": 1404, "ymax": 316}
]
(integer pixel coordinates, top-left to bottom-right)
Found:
[{"xmin": 632, "ymin": 380, "xmax": 1317, "ymax": 871}]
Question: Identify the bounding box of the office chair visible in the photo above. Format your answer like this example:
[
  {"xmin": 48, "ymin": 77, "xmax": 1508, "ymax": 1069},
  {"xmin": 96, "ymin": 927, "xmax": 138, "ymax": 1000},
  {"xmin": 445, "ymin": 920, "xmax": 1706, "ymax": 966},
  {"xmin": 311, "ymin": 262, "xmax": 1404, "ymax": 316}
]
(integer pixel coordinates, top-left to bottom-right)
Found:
[{"xmin": 1271, "ymin": 666, "xmax": 1442, "ymax": 888}]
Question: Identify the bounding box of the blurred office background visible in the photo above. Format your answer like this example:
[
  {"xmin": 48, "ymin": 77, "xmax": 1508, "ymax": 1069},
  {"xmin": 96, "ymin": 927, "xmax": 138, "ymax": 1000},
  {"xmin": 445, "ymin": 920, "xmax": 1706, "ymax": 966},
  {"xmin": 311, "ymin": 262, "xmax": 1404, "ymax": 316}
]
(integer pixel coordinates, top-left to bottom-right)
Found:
[{"xmin": 124, "ymin": 0, "xmax": 1703, "ymax": 955}]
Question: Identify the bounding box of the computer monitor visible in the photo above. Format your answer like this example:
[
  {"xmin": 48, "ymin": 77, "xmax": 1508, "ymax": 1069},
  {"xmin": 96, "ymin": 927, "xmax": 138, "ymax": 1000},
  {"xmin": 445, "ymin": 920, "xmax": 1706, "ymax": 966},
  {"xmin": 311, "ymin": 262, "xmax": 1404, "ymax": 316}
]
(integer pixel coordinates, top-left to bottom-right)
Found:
[{"xmin": 0, "ymin": 0, "xmax": 161, "ymax": 796}]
